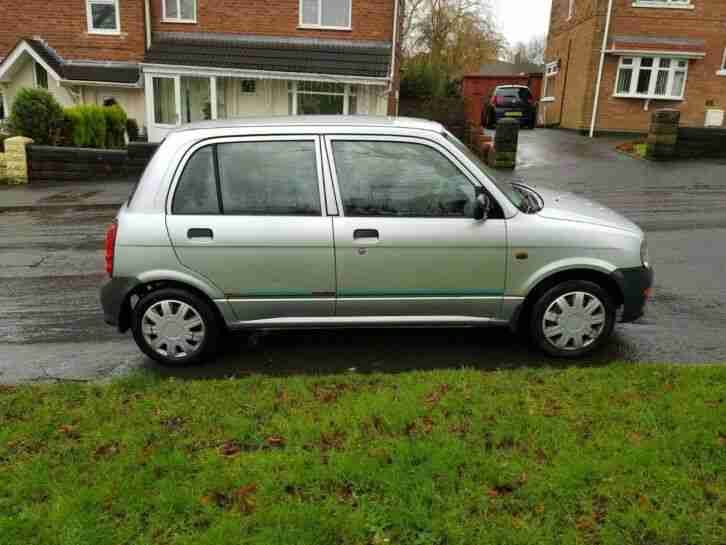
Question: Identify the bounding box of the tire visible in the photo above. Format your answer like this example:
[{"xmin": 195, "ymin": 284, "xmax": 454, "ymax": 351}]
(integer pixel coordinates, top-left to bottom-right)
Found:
[
  {"xmin": 529, "ymin": 280, "xmax": 616, "ymax": 358},
  {"xmin": 131, "ymin": 288, "xmax": 221, "ymax": 366}
]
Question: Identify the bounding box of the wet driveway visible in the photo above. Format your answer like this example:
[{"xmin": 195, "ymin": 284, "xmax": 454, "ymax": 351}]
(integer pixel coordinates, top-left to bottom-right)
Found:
[{"xmin": 1, "ymin": 129, "xmax": 725, "ymax": 382}]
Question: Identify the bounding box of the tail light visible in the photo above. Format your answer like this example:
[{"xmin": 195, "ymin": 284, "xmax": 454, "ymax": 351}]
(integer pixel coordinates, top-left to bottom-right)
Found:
[
  {"xmin": 105, "ymin": 221, "xmax": 118, "ymax": 277},
  {"xmin": 491, "ymin": 96, "xmax": 503, "ymax": 107},
  {"xmin": 527, "ymin": 95, "xmax": 536, "ymax": 105}
]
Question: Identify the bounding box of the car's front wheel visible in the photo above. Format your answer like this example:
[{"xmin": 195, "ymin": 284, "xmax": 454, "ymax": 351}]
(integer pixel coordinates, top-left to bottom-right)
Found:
[
  {"xmin": 530, "ymin": 280, "xmax": 616, "ymax": 358},
  {"xmin": 131, "ymin": 288, "xmax": 220, "ymax": 366}
]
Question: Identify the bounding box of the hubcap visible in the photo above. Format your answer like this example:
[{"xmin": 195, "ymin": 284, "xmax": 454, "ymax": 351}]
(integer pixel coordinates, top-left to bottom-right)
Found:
[
  {"xmin": 542, "ymin": 291, "xmax": 606, "ymax": 351},
  {"xmin": 141, "ymin": 300, "xmax": 205, "ymax": 359}
]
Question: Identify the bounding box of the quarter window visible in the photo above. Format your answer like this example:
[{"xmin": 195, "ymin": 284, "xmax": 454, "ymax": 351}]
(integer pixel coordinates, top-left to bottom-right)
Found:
[
  {"xmin": 87, "ymin": 0, "xmax": 120, "ymax": 33},
  {"xmin": 301, "ymin": 0, "xmax": 352, "ymax": 29},
  {"xmin": 172, "ymin": 146, "xmax": 220, "ymax": 215},
  {"xmin": 164, "ymin": 0, "xmax": 196, "ymax": 22},
  {"xmin": 615, "ymin": 56, "xmax": 688, "ymax": 100},
  {"xmin": 332, "ymin": 140, "xmax": 476, "ymax": 218},
  {"xmin": 217, "ymin": 141, "xmax": 321, "ymax": 216}
]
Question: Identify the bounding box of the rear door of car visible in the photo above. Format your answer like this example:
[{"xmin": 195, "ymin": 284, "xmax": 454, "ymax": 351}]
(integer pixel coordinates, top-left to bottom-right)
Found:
[
  {"xmin": 324, "ymin": 134, "xmax": 507, "ymax": 320},
  {"xmin": 165, "ymin": 135, "xmax": 336, "ymax": 322}
]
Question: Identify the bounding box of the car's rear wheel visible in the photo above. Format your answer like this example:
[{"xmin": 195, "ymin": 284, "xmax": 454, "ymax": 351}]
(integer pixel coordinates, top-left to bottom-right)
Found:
[
  {"xmin": 530, "ymin": 280, "xmax": 616, "ymax": 358},
  {"xmin": 131, "ymin": 288, "xmax": 220, "ymax": 366}
]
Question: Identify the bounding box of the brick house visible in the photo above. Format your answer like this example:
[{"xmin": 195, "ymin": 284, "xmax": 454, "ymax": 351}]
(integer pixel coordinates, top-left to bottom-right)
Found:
[
  {"xmin": 0, "ymin": 0, "xmax": 402, "ymax": 142},
  {"xmin": 542, "ymin": 0, "xmax": 726, "ymax": 134}
]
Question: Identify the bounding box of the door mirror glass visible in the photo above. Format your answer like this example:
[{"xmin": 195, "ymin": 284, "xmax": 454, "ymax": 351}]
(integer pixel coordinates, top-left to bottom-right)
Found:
[{"xmin": 473, "ymin": 191, "xmax": 490, "ymax": 221}]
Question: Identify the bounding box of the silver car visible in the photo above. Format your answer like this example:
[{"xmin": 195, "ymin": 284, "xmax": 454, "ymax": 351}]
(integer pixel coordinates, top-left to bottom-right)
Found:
[{"xmin": 101, "ymin": 116, "xmax": 653, "ymax": 366}]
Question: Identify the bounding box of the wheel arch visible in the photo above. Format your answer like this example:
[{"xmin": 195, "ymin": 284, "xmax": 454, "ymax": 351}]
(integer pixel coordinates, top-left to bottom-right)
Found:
[
  {"xmin": 118, "ymin": 278, "xmax": 230, "ymax": 333},
  {"xmin": 511, "ymin": 267, "xmax": 624, "ymax": 333}
]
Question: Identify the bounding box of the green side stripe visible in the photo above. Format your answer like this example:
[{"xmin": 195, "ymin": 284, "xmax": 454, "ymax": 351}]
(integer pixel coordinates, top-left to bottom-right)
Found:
[
  {"xmin": 231, "ymin": 288, "xmax": 504, "ymax": 299},
  {"xmin": 339, "ymin": 288, "xmax": 504, "ymax": 298}
]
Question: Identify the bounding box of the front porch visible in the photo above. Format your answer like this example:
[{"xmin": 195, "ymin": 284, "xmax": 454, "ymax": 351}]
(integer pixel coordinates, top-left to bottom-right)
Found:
[{"xmin": 143, "ymin": 71, "xmax": 389, "ymax": 142}]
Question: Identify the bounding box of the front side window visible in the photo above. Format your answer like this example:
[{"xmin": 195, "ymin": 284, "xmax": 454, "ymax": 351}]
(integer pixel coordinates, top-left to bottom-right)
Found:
[
  {"xmin": 87, "ymin": 0, "xmax": 120, "ymax": 33},
  {"xmin": 218, "ymin": 141, "xmax": 321, "ymax": 216},
  {"xmin": 164, "ymin": 0, "xmax": 196, "ymax": 22},
  {"xmin": 301, "ymin": 0, "xmax": 352, "ymax": 28},
  {"xmin": 35, "ymin": 63, "xmax": 48, "ymax": 89},
  {"xmin": 615, "ymin": 56, "xmax": 688, "ymax": 99},
  {"xmin": 172, "ymin": 146, "xmax": 220, "ymax": 215},
  {"xmin": 332, "ymin": 140, "xmax": 476, "ymax": 218}
]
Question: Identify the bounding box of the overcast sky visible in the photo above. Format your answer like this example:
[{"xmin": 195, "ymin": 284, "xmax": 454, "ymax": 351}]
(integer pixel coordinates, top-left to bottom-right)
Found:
[{"xmin": 492, "ymin": 0, "xmax": 552, "ymax": 46}]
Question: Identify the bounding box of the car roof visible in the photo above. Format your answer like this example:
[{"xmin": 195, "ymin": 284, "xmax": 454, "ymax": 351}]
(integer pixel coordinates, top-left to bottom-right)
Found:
[
  {"xmin": 495, "ymin": 85, "xmax": 529, "ymax": 90},
  {"xmin": 172, "ymin": 115, "xmax": 446, "ymax": 135}
]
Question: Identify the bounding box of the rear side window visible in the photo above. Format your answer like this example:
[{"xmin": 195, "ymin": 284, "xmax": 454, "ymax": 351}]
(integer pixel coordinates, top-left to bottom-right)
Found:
[
  {"xmin": 217, "ymin": 141, "xmax": 321, "ymax": 216},
  {"xmin": 171, "ymin": 146, "xmax": 220, "ymax": 214}
]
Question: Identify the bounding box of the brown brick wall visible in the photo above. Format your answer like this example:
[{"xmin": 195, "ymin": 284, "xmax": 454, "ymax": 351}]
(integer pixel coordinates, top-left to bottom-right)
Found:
[
  {"xmin": 0, "ymin": 0, "xmax": 146, "ymax": 61},
  {"xmin": 546, "ymin": 0, "xmax": 726, "ymax": 132},
  {"xmin": 149, "ymin": 0, "xmax": 395, "ymax": 42}
]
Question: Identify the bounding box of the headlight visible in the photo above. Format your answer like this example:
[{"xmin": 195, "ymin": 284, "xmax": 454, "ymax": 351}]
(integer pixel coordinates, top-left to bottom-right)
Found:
[{"xmin": 640, "ymin": 239, "xmax": 650, "ymax": 268}]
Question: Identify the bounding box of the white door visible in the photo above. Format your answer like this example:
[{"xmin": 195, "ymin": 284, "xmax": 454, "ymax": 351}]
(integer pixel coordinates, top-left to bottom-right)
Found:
[{"xmin": 145, "ymin": 74, "xmax": 180, "ymax": 143}]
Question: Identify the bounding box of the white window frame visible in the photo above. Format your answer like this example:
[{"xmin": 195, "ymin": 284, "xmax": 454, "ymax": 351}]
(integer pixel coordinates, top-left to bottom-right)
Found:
[
  {"xmin": 162, "ymin": 0, "xmax": 197, "ymax": 23},
  {"xmin": 86, "ymin": 0, "xmax": 121, "ymax": 35},
  {"xmin": 299, "ymin": 0, "xmax": 352, "ymax": 30},
  {"xmin": 568, "ymin": 0, "xmax": 575, "ymax": 20},
  {"xmin": 613, "ymin": 56, "xmax": 689, "ymax": 100},
  {"xmin": 631, "ymin": 0, "xmax": 694, "ymax": 9},
  {"xmin": 240, "ymin": 80, "xmax": 257, "ymax": 95},
  {"xmin": 288, "ymin": 81, "xmax": 356, "ymax": 115}
]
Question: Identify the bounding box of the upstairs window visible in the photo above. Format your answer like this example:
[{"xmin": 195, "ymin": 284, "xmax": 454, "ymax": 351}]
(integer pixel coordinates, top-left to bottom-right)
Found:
[
  {"xmin": 163, "ymin": 0, "xmax": 197, "ymax": 22},
  {"xmin": 87, "ymin": 0, "xmax": 120, "ymax": 34},
  {"xmin": 615, "ymin": 56, "xmax": 689, "ymax": 100},
  {"xmin": 34, "ymin": 62, "xmax": 48, "ymax": 89},
  {"xmin": 300, "ymin": 0, "xmax": 352, "ymax": 29}
]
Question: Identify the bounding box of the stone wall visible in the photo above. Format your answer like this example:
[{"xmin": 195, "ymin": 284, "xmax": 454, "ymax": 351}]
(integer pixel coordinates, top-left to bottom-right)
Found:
[
  {"xmin": 27, "ymin": 142, "xmax": 159, "ymax": 183},
  {"xmin": 0, "ymin": 136, "xmax": 33, "ymax": 184},
  {"xmin": 647, "ymin": 109, "xmax": 726, "ymax": 161}
]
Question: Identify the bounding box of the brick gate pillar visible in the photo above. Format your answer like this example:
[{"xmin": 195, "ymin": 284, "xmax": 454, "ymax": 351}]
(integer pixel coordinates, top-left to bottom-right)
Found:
[
  {"xmin": 488, "ymin": 119, "xmax": 519, "ymax": 169},
  {"xmin": 646, "ymin": 110, "xmax": 680, "ymax": 161}
]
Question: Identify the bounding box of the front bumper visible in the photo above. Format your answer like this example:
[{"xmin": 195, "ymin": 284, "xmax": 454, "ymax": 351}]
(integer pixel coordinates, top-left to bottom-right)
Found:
[
  {"xmin": 100, "ymin": 276, "xmax": 139, "ymax": 331},
  {"xmin": 611, "ymin": 266, "xmax": 654, "ymax": 323}
]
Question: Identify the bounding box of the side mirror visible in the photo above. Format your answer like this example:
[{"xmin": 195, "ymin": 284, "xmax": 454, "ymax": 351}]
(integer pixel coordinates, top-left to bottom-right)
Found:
[{"xmin": 473, "ymin": 191, "xmax": 491, "ymax": 221}]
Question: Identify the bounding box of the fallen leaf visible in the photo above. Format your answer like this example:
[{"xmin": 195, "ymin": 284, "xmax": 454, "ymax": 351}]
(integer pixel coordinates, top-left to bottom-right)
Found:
[
  {"xmin": 266, "ymin": 435, "xmax": 285, "ymax": 447},
  {"xmin": 235, "ymin": 483, "xmax": 257, "ymax": 514},
  {"xmin": 93, "ymin": 442, "xmax": 119, "ymax": 458},
  {"xmin": 718, "ymin": 434, "xmax": 726, "ymax": 447},
  {"xmin": 219, "ymin": 441, "xmax": 242, "ymax": 457}
]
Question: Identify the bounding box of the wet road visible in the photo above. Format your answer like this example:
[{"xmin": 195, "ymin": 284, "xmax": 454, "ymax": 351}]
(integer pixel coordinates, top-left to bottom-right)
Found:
[{"xmin": 1, "ymin": 130, "xmax": 725, "ymax": 382}]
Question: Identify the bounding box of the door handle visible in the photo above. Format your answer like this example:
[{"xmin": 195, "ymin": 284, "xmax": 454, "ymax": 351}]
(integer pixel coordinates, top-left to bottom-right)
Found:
[
  {"xmin": 353, "ymin": 229, "xmax": 379, "ymax": 240},
  {"xmin": 187, "ymin": 228, "xmax": 214, "ymax": 239}
]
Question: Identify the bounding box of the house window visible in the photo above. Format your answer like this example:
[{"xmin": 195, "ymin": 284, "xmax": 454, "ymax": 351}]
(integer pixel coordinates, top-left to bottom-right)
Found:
[
  {"xmin": 615, "ymin": 56, "xmax": 688, "ymax": 100},
  {"xmin": 546, "ymin": 60, "xmax": 560, "ymax": 77},
  {"xmin": 87, "ymin": 0, "xmax": 120, "ymax": 33},
  {"xmin": 632, "ymin": 0, "xmax": 693, "ymax": 8},
  {"xmin": 300, "ymin": 0, "xmax": 352, "ymax": 29},
  {"xmin": 163, "ymin": 0, "xmax": 196, "ymax": 22},
  {"xmin": 288, "ymin": 81, "xmax": 357, "ymax": 115},
  {"xmin": 34, "ymin": 62, "xmax": 48, "ymax": 89},
  {"xmin": 240, "ymin": 80, "xmax": 256, "ymax": 94}
]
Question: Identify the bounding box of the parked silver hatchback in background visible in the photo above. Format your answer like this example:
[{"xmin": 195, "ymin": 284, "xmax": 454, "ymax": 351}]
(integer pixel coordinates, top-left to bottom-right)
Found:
[{"xmin": 101, "ymin": 116, "xmax": 653, "ymax": 366}]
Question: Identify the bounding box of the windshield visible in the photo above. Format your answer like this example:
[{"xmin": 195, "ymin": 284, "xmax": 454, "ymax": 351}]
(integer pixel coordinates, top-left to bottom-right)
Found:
[{"xmin": 444, "ymin": 131, "xmax": 526, "ymax": 210}]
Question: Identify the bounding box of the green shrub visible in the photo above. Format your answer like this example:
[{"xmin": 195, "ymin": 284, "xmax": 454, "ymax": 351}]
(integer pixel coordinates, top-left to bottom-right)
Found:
[
  {"xmin": 64, "ymin": 105, "xmax": 107, "ymax": 148},
  {"xmin": 104, "ymin": 104, "xmax": 127, "ymax": 149},
  {"xmin": 8, "ymin": 88, "xmax": 64, "ymax": 145},
  {"xmin": 126, "ymin": 118, "xmax": 140, "ymax": 142}
]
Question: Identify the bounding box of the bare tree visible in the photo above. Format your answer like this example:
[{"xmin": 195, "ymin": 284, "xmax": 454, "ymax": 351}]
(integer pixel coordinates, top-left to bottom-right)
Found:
[{"xmin": 506, "ymin": 34, "xmax": 547, "ymax": 65}]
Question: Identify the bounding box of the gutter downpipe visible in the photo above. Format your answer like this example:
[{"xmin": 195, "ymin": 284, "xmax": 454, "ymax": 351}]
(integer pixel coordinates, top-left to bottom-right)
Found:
[
  {"xmin": 589, "ymin": 0, "xmax": 614, "ymax": 138},
  {"xmin": 384, "ymin": 0, "xmax": 400, "ymax": 115},
  {"xmin": 144, "ymin": 0, "xmax": 152, "ymax": 51}
]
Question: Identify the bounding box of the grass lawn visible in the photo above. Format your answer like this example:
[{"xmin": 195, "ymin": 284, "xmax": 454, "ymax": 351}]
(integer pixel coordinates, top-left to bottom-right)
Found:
[{"xmin": 1, "ymin": 364, "xmax": 725, "ymax": 545}]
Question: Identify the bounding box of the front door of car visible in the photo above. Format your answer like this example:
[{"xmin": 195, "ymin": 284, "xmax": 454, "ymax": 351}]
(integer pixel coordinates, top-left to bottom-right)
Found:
[
  {"xmin": 166, "ymin": 136, "xmax": 336, "ymax": 322},
  {"xmin": 324, "ymin": 136, "xmax": 507, "ymax": 319}
]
